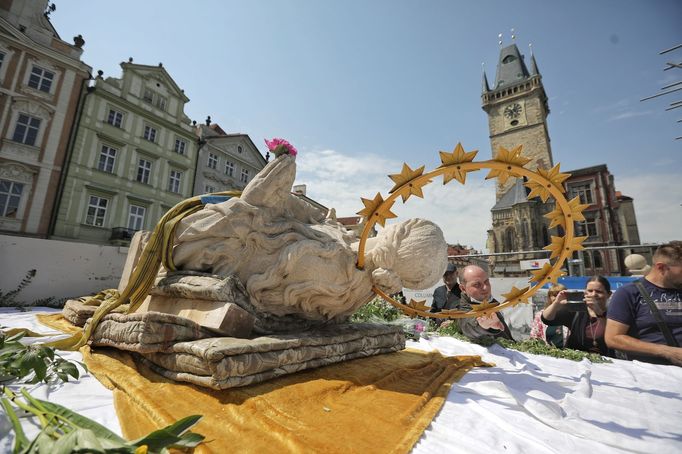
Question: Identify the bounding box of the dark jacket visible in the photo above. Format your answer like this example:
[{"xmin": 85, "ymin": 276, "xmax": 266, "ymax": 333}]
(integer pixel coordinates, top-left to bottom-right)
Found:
[
  {"xmin": 541, "ymin": 309, "xmax": 614, "ymax": 357},
  {"xmin": 457, "ymin": 293, "xmax": 514, "ymax": 343},
  {"xmin": 430, "ymin": 284, "xmax": 461, "ymax": 313}
]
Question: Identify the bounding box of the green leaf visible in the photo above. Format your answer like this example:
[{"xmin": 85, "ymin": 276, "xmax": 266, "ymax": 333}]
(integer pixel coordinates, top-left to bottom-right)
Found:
[
  {"xmin": 31, "ymin": 398, "xmax": 127, "ymax": 444},
  {"xmin": 42, "ymin": 347, "xmax": 55, "ymax": 361},
  {"xmin": 51, "ymin": 428, "xmax": 128, "ymax": 454},
  {"xmin": 56, "ymin": 361, "xmax": 80, "ymax": 380},
  {"xmin": 170, "ymin": 431, "xmax": 206, "ymax": 448},
  {"xmin": 0, "ymin": 396, "xmax": 29, "ymax": 451},
  {"xmin": 130, "ymin": 415, "xmax": 203, "ymax": 451},
  {"xmin": 17, "ymin": 348, "xmax": 45, "ymax": 380}
]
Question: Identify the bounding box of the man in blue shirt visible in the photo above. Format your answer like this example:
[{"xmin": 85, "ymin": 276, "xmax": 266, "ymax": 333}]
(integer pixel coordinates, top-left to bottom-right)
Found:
[{"xmin": 605, "ymin": 241, "xmax": 682, "ymax": 365}]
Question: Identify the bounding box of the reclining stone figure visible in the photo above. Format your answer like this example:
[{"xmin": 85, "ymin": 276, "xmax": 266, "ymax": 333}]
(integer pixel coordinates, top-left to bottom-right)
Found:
[{"xmin": 169, "ymin": 153, "xmax": 448, "ymax": 329}]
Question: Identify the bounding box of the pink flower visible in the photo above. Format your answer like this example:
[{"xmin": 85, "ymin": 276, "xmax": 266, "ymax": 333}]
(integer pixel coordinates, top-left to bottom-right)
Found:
[
  {"xmin": 415, "ymin": 322, "xmax": 425, "ymax": 333},
  {"xmin": 264, "ymin": 138, "xmax": 297, "ymax": 157}
]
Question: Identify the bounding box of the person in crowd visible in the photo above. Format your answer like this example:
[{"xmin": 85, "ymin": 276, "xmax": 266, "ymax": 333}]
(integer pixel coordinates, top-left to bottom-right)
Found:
[
  {"xmin": 457, "ymin": 265, "xmax": 514, "ymax": 342},
  {"xmin": 541, "ymin": 276, "xmax": 613, "ymax": 356},
  {"xmin": 605, "ymin": 241, "xmax": 682, "ymax": 366},
  {"xmin": 430, "ymin": 263, "xmax": 461, "ymax": 314},
  {"xmin": 530, "ymin": 284, "xmax": 569, "ymax": 347}
]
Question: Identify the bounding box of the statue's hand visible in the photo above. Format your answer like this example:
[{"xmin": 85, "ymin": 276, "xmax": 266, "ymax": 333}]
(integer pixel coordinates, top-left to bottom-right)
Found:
[{"xmin": 241, "ymin": 155, "xmax": 297, "ymax": 208}]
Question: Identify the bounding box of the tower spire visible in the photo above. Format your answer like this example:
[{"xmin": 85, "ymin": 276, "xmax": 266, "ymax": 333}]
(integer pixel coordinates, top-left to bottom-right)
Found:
[
  {"xmin": 482, "ymin": 63, "xmax": 490, "ymax": 93},
  {"xmin": 529, "ymin": 44, "xmax": 540, "ymax": 76}
]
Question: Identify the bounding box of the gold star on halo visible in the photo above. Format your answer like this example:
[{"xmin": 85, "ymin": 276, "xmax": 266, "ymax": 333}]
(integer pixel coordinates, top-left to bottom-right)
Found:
[
  {"xmin": 543, "ymin": 234, "xmax": 588, "ymax": 259},
  {"xmin": 470, "ymin": 300, "xmax": 499, "ymax": 313},
  {"xmin": 485, "ymin": 146, "xmax": 530, "ymax": 185},
  {"xmin": 524, "ymin": 164, "xmax": 572, "ymax": 202},
  {"xmin": 544, "ymin": 196, "xmax": 590, "ymax": 229},
  {"xmin": 529, "ymin": 262, "xmax": 565, "ymax": 285},
  {"xmin": 407, "ymin": 299, "xmax": 430, "ymax": 312},
  {"xmin": 439, "ymin": 143, "xmax": 479, "ymax": 166},
  {"xmin": 356, "ymin": 192, "xmax": 398, "ymax": 227},
  {"xmin": 501, "ymin": 286, "xmax": 530, "ymax": 307},
  {"xmin": 388, "ymin": 163, "xmax": 431, "ymax": 202}
]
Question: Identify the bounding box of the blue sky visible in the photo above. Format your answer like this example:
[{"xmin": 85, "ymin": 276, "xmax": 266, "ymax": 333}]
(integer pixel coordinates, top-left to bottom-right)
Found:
[{"xmin": 51, "ymin": 0, "xmax": 681, "ymax": 250}]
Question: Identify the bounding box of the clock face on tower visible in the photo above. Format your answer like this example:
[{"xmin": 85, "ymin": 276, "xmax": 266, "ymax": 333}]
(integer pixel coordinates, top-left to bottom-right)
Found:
[{"xmin": 504, "ymin": 103, "xmax": 523, "ymax": 120}]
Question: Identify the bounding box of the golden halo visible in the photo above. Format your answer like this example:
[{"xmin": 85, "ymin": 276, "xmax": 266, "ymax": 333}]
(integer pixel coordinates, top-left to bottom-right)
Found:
[{"xmin": 355, "ymin": 143, "xmax": 587, "ymax": 319}]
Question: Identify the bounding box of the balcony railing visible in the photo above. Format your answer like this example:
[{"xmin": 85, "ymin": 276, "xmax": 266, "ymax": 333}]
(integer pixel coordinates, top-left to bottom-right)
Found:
[{"xmin": 109, "ymin": 227, "xmax": 137, "ymax": 242}]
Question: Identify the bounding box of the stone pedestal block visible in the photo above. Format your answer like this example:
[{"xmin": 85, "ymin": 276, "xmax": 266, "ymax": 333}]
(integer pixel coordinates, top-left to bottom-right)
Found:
[{"xmin": 136, "ymin": 295, "xmax": 255, "ymax": 338}]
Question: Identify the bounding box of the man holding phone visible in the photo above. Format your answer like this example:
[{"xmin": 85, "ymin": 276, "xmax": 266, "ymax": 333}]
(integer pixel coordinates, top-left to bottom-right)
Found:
[{"xmin": 605, "ymin": 241, "xmax": 682, "ymax": 366}]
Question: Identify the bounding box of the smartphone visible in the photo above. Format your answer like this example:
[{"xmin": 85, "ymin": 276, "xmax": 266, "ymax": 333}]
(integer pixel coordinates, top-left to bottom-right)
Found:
[
  {"xmin": 566, "ymin": 291, "xmax": 585, "ymax": 301},
  {"xmin": 566, "ymin": 302, "xmax": 587, "ymax": 312}
]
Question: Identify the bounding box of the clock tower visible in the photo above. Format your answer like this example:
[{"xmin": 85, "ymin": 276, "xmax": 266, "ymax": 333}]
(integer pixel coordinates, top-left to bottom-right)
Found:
[
  {"xmin": 482, "ymin": 43, "xmax": 553, "ymax": 200},
  {"xmin": 482, "ymin": 42, "xmax": 555, "ymax": 276}
]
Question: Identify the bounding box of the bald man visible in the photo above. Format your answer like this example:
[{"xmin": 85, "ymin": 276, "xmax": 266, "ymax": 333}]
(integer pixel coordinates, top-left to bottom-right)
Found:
[{"xmin": 457, "ymin": 265, "xmax": 514, "ymax": 343}]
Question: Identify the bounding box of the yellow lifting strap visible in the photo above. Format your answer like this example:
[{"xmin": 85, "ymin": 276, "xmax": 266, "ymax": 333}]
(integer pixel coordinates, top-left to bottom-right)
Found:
[{"xmin": 46, "ymin": 191, "xmax": 241, "ymax": 351}]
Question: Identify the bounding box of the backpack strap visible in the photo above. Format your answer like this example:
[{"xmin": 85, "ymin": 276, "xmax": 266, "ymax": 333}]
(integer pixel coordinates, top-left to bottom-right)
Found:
[{"xmin": 635, "ymin": 280, "xmax": 679, "ymax": 348}]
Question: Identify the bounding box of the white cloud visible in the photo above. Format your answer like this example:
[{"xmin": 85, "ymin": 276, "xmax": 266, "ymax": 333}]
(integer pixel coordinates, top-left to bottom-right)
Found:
[
  {"xmin": 616, "ymin": 173, "xmax": 682, "ymax": 243},
  {"xmin": 294, "ymin": 148, "xmax": 496, "ymax": 251},
  {"xmin": 607, "ymin": 110, "xmax": 654, "ymax": 122},
  {"xmin": 294, "ymin": 150, "xmax": 682, "ymax": 251}
]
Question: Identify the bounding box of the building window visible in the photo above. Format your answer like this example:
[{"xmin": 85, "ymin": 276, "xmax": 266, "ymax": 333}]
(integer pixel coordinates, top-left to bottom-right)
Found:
[
  {"xmin": 207, "ymin": 153, "xmax": 218, "ymax": 169},
  {"xmin": 157, "ymin": 95, "xmax": 167, "ymax": 111},
  {"xmin": 143, "ymin": 125, "xmax": 157, "ymax": 142},
  {"xmin": 12, "ymin": 114, "xmax": 41, "ymax": 146},
  {"xmin": 237, "ymin": 146, "xmax": 242, "ymax": 154},
  {"xmin": 225, "ymin": 161, "xmax": 234, "ymax": 177},
  {"xmin": 576, "ymin": 219, "xmax": 598, "ymax": 238},
  {"xmin": 504, "ymin": 227, "xmax": 516, "ymax": 252},
  {"xmin": 593, "ymin": 251, "xmax": 603, "ymax": 268},
  {"xmin": 28, "ymin": 66, "xmax": 54, "ymax": 93},
  {"xmin": 174, "ymin": 138, "xmax": 186, "ymax": 155},
  {"xmin": 168, "ymin": 170, "xmax": 182, "ymax": 193},
  {"xmin": 204, "ymin": 185, "xmax": 215, "ymax": 194},
  {"xmin": 107, "ymin": 109, "xmax": 123, "ymax": 128},
  {"xmin": 136, "ymin": 159, "xmax": 152, "ymax": 184},
  {"xmin": 142, "ymin": 88, "xmax": 153, "ymax": 104},
  {"xmin": 240, "ymin": 168, "xmax": 249, "ymax": 183},
  {"xmin": 85, "ymin": 195, "xmax": 108, "ymax": 227},
  {"xmin": 0, "ymin": 179, "xmax": 23, "ymax": 218},
  {"xmin": 568, "ymin": 183, "xmax": 594, "ymax": 205},
  {"xmin": 127, "ymin": 204, "xmax": 145, "ymax": 231},
  {"xmin": 97, "ymin": 145, "xmax": 117, "ymax": 173},
  {"xmin": 0, "ymin": 52, "xmax": 5, "ymax": 71}
]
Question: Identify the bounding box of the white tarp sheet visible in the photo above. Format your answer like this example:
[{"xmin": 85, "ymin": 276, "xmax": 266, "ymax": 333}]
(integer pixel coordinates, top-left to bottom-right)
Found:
[{"xmin": 1, "ymin": 308, "xmax": 681, "ymax": 453}]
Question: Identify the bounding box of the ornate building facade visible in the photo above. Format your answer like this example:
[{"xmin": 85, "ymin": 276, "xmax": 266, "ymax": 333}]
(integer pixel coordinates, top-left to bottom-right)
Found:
[
  {"xmin": 51, "ymin": 62, "xmax": 197, "ymax": 244},
  {"xmin": 0, "ymin": 1, "xmax": 90, "ymax": 236},
  {"xmin": 193, "ymin": 121, "xmax": 266, "ymax": 196}
]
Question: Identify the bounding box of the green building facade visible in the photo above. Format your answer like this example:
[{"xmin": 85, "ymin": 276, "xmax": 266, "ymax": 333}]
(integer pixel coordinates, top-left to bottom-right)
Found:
[{"xmin": 52, "ymin": 62, "xmax": 197, "ymax": 244}]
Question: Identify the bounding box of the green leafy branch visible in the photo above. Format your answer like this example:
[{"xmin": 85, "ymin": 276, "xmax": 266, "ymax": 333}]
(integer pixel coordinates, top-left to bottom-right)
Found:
[
  {"xmin": 0, "ymin": 331, "xmax": 86, "ymax": 384},
  {"xmin": 1, "ymin": 387, "xmax": 204, "ymax": 453},
  {"xmin": 0, "ymin": 270, "xmax": 36, "ymax": 308},
  {"xmin": 0, "ymin": 270, "xmax": 67, "ymax": 310}
]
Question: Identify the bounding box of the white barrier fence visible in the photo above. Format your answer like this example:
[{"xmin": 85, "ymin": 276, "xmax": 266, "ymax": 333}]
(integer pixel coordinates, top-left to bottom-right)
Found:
[{"xmin": 0, "ymin": 235, "xmax": 127, "ymax": 303}]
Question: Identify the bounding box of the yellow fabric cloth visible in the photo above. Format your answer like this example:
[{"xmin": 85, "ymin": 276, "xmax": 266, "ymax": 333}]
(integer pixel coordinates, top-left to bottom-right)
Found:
[
  {"xmin": 38, "ymin": 313, "xmax": 489, "ymax": 453},
  {"xmin": 83, "ymin": 347, "xmax": 488, "ymax": 454},
  {"xmin": 36, "ymin": 313, "xmax": 83, "ymax": 335}
]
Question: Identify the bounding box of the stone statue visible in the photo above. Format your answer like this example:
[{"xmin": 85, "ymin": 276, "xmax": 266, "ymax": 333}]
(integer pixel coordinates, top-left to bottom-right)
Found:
[
  {"xmin": 624, "ymin": 253, "xmax": 651, "ymax": 276},
  {"xmin": 171, "ymin": 153, "xmax": 448, "ymax": 323}
]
